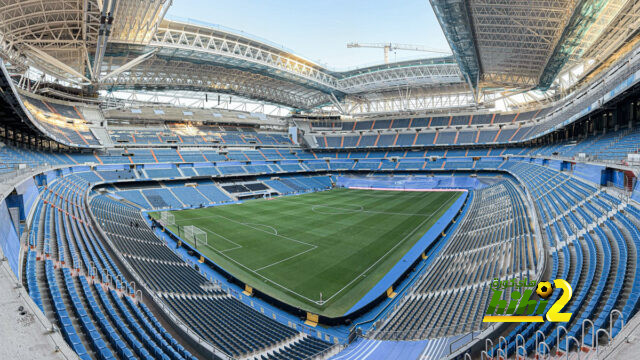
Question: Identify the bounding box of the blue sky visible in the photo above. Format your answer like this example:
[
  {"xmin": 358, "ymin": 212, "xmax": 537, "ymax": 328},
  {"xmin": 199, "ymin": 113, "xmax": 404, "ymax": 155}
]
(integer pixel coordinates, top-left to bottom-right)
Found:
[{"xmin": 167, "ymin": 0, "xmax": 449, "ymax": 70}]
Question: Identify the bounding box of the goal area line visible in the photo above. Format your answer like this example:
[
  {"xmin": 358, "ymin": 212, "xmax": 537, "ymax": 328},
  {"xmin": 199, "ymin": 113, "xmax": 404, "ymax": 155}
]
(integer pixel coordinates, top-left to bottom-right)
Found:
[{"xmin": 155, "ymin": 189, "xmax": 467, "ymax": 317}]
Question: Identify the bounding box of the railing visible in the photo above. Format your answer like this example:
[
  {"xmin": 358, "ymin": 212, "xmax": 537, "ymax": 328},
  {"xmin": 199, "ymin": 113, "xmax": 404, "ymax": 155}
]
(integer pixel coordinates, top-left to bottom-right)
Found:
[
  {"xmin": 365, "ymin": 320, "xmax": 489, "ymax": 341},
  {"xmin": 461, "ymin": 302, "xmax": 632, "ymax": 358},
  {"xmin": 84, "ymin": 189, "xmax": 236, "ymax": 360},
  {"xmin": 523, "ymin": 43, "xmax": 640, "ymax": 141},
  {"xmin": 0, "ymin": 256, "xmax": 77, "ymax": 359},
  {"xmin": 349, "ymin": 191, "xmax": 475, "ymax": 339},
  {"xmin": 598, "ymin": 310, "xmax": 639, "ymax": 359},
  {"xmin": 606, "ymin": 181, "xmax": 634, "ymax": 202},
  {"xmin": 300, "ymin": 342, "xmax": 345, "ymax": 360},
  {"xmin": 0, "ymin": 163, "xmax": 47, "ymax": 183},
  {"xmin": 0, "ymin": 163, "xmax": 66, "ymax": 200}
]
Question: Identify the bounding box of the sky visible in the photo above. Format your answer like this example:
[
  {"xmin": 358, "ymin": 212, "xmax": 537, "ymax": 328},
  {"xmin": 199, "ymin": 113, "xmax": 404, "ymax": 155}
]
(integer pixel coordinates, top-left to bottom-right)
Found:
[{"xmin": 167, "ymin": 0, "xmax": 450, "ymax": 70}]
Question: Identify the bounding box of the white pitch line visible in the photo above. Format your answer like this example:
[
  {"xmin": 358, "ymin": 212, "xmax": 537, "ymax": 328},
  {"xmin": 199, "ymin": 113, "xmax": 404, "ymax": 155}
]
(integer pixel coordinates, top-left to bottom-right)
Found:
[
  {"xmin": 180, "ymin": 223, "xmax": 244, "ymax": 252},
  {"xmin": 254, "ymin": 246, "xmax": 318, "ymax": 272},
  {"xmin": 204, "ymin": 214, "xmax": 323, "ymax": 274},
  {"xmin": 200, "ymin": 240, "xmax": 241, "ymax": 254},
  {"xmin": 171, "ymin": 190, "xmax": 461, "ymax": 305},
  {"xmin": 172, "ymin": 226, "xmax": 324, "ymax": 305},
  {"xmin": 245, "ymin": 189, "xmax": 458, "ymax": 302},
  {"xmin": 310, "ymin": 204, "xmax": 364, "ymax": 215},
  {"xmin": 241, "ymin": 222, "xmax": 278, "ymax": 235},
  {"xmin": 310, "ymin": 203, "xmax": 437, "ymax": 217},
  {"xmin": 178, "ymin": 213, "xmax": 316, "ymax": 247},
  {"xmin": 209, "ymin": 213, "xmax": 317, "ymax": 248},
  {"xmin": 319, "ymin": 191, "xmax": 460, "ymax": 304},
  {"xmin": 291, "ymin": 190, "xmax": 451, "ymax": 217}
]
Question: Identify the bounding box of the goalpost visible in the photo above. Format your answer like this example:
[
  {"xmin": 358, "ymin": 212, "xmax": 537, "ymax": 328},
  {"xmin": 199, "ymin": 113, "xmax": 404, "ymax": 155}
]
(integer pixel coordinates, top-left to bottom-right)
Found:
[
  {"xmin": 160, "ymin": 211, "xmax": 175, "ymax": 227},
  {"xmin": 184, "ymin": 225, "xmax": 207, "ymax": 248}
]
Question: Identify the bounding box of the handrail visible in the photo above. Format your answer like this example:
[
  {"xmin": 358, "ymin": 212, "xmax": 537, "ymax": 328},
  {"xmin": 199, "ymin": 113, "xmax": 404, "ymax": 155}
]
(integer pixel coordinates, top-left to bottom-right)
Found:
[
  {"xmin": 610, "ymin": 309, "xmax": 624, "ymax": 337},
  {"xmin": 596, "ymin": 328, "xmax": 611, "ymax": 358},
  {"xmin": 538, "ymin": 342, "xmax": 551, "ymax": 360},
  {"xmin": 83, "ymin": 183, "xmax": 236, "ymax": 360},
  {"xmin": 300, "ymin": 342, "xmax": 345, "ymax": 360},
  {"xmin": 565, "ymin": 336, "xmax": 580, "ymax": 359},
  {"xmin": 581, "ymin": 318, "xmax": 594, "ymax": 350},
  {"xmin": 5, "ymin": 149, "xmax": 640, "ymax": 360},
  {"xmin": 365, "ymin": 320, "xmax": 485, "ymax": 341},
  {"xmin": 535, "ymin": 329, "xmax": 546, "ymax": 358},
  {"xmin": 0, "ymin": 256, "xmax": 78, "ymax": 359},
  {"xmin": 485, "ymin": 338, "xmax": 493, "ymax": 355}
]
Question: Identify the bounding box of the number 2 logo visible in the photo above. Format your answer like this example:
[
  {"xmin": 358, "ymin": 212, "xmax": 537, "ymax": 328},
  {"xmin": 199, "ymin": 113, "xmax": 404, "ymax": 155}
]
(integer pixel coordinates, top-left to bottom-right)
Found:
[{"xmin": 546, "ymin": 279, "xmax": 572, "ymax": 322}]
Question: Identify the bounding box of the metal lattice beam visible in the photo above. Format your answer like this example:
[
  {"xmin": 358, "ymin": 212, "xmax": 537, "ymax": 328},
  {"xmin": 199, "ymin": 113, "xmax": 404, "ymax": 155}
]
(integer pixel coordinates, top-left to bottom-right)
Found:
[
  {"xmin": 568, "ymin": 0, "xmax": 627, "ymax": 63},
  {"xmin": 4, "ymin": 0, "xmax": 633, "ymax": 115},
  {"xmin": 100, "ymin": 57, "xmax": 331, "ymax": 109},
  {"xmin": 469, "ymin": 0, "xmax": 579, "ymax": 87},
  {"xmin": 580, "ymin": 0, "xmax": 640, "ymax": 69},
  {"xmin": 0, "ymin": 0, "xmax": 101, "ymax": 79},
  {"xmin": 337, "ymin": 85, "xmax": 492, "ymax": 115},
  {"xmin": 144, "ymin": 20, "xmax": 341, "ymax": 92},
  {"xmin": 430, "ymin": 0, "xmax": 481, "ymax": 87},
  {"xmin": 100, "ymin": 19, "xmax": 472, "ymax": 109},
  {"xmin": 109, "ymin": 0, "xmax": 172, "ymax": 44},
  {"xmin": 538, "ymin": 0, "xmax": 610, "ymax": 88},
  {"xmin": 337, "ymin": 62, "xmax": 463, "ymax": 93}
]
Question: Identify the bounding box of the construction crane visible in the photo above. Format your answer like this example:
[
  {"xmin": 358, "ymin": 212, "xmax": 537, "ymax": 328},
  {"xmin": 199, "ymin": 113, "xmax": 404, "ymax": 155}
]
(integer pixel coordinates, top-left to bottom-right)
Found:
[{"xmin": 346, "ymin": 42, "xmax": 450, "ymax": 64}]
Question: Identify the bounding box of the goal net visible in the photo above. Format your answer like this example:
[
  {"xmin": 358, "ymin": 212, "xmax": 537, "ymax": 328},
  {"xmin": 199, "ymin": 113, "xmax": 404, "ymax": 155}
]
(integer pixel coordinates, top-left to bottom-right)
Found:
[
  {"xmin": 160, "ymin": 211, "xmax": 175, "ymax": 226},
  {"xmin": 184, "ymin": 225, "xmax": 207, "ymax": 248}
]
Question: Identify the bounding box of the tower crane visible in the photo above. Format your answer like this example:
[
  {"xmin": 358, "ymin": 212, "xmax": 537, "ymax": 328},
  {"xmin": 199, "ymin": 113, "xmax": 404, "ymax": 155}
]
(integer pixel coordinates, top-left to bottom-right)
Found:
[{"xmin": 346, "ymin": 42, "xmax": 450, "ymax": 64}]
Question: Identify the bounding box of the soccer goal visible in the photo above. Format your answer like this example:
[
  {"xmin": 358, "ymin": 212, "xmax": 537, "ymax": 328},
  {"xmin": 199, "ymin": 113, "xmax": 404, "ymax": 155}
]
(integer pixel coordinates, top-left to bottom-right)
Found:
[
  {"xmin": 160, "ymin": 211, "xmax": 175, "ymax": 226},
  {"xmin": 184, "ymin": 225, "xmax": 207, "ymax": 248}
]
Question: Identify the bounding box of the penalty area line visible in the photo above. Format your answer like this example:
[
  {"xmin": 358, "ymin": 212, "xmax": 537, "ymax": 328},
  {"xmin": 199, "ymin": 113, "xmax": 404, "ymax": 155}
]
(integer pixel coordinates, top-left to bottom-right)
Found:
[
  {"xmin": 254, "ymin": 246, "xmax": 318, "ymax": 272},
  {"xmin": 173, "ymin": 225, "xmax": 325, "ymax": 306},
  {"xmin": 318, "ymin": 191, "xmax": 459, "ymax": 304}
]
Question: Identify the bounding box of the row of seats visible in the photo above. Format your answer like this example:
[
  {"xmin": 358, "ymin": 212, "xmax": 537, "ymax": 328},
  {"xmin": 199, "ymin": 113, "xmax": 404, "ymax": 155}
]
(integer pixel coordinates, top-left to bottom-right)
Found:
[
  {"xmin": 25, "ymin": 175, "xmax": 196, "ymax": 360},
  {"xmin": 90, "ymin": 195, "xmax": 332, "ymax": 359},
  {"xmin": 5, "ymin": 135, "xmax": 631, "ymax": 173},
  {"xmin": 379, "ymin": 180, "xmax": 536, "ymax": 339},
  {"xmin": 221, "ymin": 182, "xmax": 268, "ymax": 194},
  {"xmin": 106, "ymin": 175, "xmax": 330, "ymax": 210},
  {"xmin": 531, "ymin": 127, "xmax": 640, "ymax": 162},
  {"xmin": 488, "ymin": 160, "xmax": 640, "ymax": 357},
  {"xmin": 312, "ymin": 125, "xmax": 640, "ymax": 162},
  {"xmin": 315, "ymin": 127, "xmax": 534, "ymax": 148},
  {"xmin": 21, "ymin": 96, "xmax": 100, "ymax": 147},
  {"xmin": 27, "ymin": 168, "xmax": 331, "ymax": 360},
  {"xmin": 309, "ymin": 109, "xmax": 548, "ymax": 131},
  {"xmin": 7, "ymin": 136, "xmax": 640, "ymax": 359},
  {"xmin": 109, "ymin": 127, "xmax": 291, "ymax": 146}
]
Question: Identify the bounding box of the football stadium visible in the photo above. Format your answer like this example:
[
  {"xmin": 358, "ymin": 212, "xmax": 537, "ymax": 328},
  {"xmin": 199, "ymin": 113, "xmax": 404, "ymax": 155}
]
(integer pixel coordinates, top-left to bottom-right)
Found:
[{"xmin": 2, "ymin": 1, "xmax": 640, "ymax": 359}]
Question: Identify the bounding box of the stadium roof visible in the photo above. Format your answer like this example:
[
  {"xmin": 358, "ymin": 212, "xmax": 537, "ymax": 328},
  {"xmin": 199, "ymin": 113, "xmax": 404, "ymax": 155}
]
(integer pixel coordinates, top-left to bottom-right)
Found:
[
  {"xmin": 430, "ymin": 0, "xmax": 618, "ymax": 89},
  {"xmin": 0, "ymin": 0, "xmax": 638, "ymax": 114}
]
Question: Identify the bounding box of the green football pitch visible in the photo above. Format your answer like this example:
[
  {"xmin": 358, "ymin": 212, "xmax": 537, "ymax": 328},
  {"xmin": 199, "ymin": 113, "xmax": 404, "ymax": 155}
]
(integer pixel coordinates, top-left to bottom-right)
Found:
[{"xmin": 152, "ymin": 188, "xmax": 462, "ymax": 317}]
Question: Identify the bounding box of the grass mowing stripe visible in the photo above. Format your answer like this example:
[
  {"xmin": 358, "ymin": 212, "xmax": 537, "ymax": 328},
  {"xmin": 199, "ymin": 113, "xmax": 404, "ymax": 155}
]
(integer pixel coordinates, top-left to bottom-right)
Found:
[
  {"xmin": 157, "ymin": 188, "xmax": 462, "ymax": 316},
  {"xmin": 318, "ymin": 191, "xmax": 459, "ymax": 305}
]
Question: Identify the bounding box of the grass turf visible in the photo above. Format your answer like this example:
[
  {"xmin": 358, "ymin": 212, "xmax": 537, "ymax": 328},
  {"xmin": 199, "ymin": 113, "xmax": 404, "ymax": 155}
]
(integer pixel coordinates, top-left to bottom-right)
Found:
[{"xmin": 154, "ymin": 188, "xmax": 462, "ymax": 317}]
